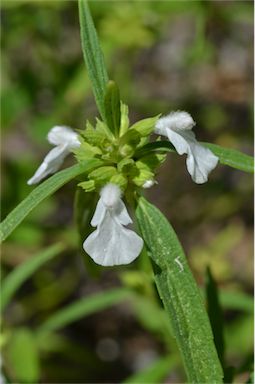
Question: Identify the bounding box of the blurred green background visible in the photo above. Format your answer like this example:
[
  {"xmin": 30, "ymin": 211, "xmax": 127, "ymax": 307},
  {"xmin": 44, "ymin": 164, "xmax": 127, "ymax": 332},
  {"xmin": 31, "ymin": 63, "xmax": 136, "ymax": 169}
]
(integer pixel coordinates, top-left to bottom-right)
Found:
[{"xmin": 1, "ymin": 1, "xmax": 253, "ymax": 383}]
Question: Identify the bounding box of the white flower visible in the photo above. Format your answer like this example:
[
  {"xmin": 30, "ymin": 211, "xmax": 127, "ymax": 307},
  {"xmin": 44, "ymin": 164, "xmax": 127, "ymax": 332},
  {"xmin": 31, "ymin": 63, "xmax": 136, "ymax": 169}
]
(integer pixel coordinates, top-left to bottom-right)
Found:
[
  {"xmin": 143, "ymin": 180, "xmax": 156, "ymax": 189},
  {"xmin": 83, "ymin": 183, "xmax": 143, "ymax": 266},
  {"xmin": 155, "ymin": 111, "xmax": 219, "ymax": 184},
  {"xmin": 27, "ymin": 126, "xmax": 80, "ymax": 185}
]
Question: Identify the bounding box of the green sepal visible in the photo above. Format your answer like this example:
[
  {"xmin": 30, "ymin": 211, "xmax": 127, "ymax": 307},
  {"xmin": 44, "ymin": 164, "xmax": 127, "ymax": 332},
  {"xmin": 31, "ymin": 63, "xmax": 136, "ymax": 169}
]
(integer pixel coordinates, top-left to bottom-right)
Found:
[
  {"xmin": 78, "ymin": 180, "xmax": 95, "ymax": 192},
  {"xmin": 110, "ymin": 174, "xmax": 127, "ymax": 190},
  {"xmin": 120, "ymin": 129, "xmax": 141, "ymax": 149},
  {"xmin": 138, "ymin": 136, "xmax": 150, "ymax": 149},
  {"xmin": 130, "ymin": 160, "xmax": 154, "ymax": 187},
  {"xmin": 81, "ymin": 121, "xmax": 107, "ymax": 146},
  {"xmin": 79, "ymin": 166, "xmax": 128, "ymax": 191},
  {"xmin": 132, "ymin": 169, "xmax": 154, "ymax": 187},
  {"xmin": 73, "ymin": 140, "xmax": 102, "ymax": 162},
  {"xmin": 119, "ymin": 115, "xmax": 160, "ymax": 153},
  {"xmin": 120, "ymin": 102, "xmax": 130, "ymax": 137},
  {"xmin": 101, "ymin": 142, "xmax": 115, "ymax": 156},
  {"xmin": 119, "ymin": 144, "xmax": 135, "ymax": 158},
  {"xmin": 88, "ymin": 165, "xmax": 117, "ymax": 187},
  {"xmin": 129, "ymin": 153, "xmax": 165, "ymax": 187},
  {"xmin": 104, "ymin": 80, "xmax": 121, "ymax": 137},
  {"xmin": 129, "ymin": 115, "xmax": 160, "ymax": 137},
  {"xmin": 130, "ymin": 165, "xmax": 154, "ymax": 187},
  {"xmin": 138, "ymin": 153, "xmax": 166, "ymax": 171},
  {"xmin": 95, "ymin": 118, "xmax": 114, "ymax": 141},
  {"xmin": 117, "ymin": 158, "xmax": 135, "ymax": 173}
]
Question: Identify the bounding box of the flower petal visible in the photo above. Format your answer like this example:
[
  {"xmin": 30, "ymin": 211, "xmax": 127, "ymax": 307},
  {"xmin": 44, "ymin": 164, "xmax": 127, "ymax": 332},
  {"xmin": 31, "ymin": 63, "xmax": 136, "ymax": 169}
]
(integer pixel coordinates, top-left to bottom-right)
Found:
[
  {"xmin": 27, "ymin": 144, "xmax": 69, "ymax": 185},
  {"xmin": 83, "ymin": 212, "xmax": 143, "ymax": 266},
  {"xmin": 100, "ymin": 183, "xmax": 122, "ymax": 208},
  {"xmin": 91, "ymin": 198, "xmax": 106, "ymax": 227},
  {"xmin": 47, "ymin": 126, "xmax": 80, "ymax": 149},
  {"xmin": 143, "ymin": 180, "xmax": 156, "ymax": 189},
  {"xmin": 166, "ymin": 128, "xmax": 218, "ymax": 183},
  {"xmin": 113, "ymin": 200, "xmax": 133, "ymax": 225},
  {"xmin": 155, "ymin": 111, "xmax": 195, "ymax": 136}
]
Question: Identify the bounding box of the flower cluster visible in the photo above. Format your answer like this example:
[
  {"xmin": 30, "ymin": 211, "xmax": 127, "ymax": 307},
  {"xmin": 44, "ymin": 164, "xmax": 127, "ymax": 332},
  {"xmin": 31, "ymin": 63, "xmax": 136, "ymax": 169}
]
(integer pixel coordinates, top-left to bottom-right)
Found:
[
  {"xmin": 28, "ymin": 108, "xmax": 218, "ymax": 266},
  {"xmin": 73, "ymin": 104, "xmax": 164, "ymax": 192}
]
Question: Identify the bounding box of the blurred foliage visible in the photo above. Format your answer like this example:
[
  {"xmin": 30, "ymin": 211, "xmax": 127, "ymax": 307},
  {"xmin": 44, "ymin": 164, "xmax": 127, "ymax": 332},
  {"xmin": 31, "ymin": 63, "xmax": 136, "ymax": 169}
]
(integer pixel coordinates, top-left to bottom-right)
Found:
[{"xmin": 1, "ymin": 0, "xmax": 253, "ymax": 383}]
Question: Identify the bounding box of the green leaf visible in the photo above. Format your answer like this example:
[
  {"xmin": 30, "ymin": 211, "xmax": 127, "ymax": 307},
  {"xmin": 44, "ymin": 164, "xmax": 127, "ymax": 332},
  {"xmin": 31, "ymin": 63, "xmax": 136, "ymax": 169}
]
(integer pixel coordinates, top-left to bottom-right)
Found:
[
  {"xmin": 5, "ymin": 328, "xmax": 40, "ymax": 383},
  {"xmin": 78, "ymin": 0, "xmax": 109, "ymax": 120},
  {"xmin": 38, "ymin": 288, "xmax": 132, "ymax": 333},
  {"xmin": 205, "ymin": 267, "xmax": 225, "ymax": 369},
  {"xmin": 0, "ymin": 159, "xmax": 102, "ymax": 242},
  {"xmin": 129, "ymin": 294, "xmax": 175, "ymax": 348},
  {"xmin": 1, "ymin": 244, "xmax": 63, "ymax": 311},
  {"xmin": 225, "ymin": 314, "xmax": 253, "ymax": 355},
  {"xmin": 136, "ymin": 196, "xmax": 223, "ymax": 383},
  {"xmin": 104, "ymin": 80, "xmax": 121, "ymax": 136},
  {"xmin": 202, "ymin": 142, "xmax": 254, "ymax": 173},
  {"xmin": 218, "ymin": 290, "xmax": 253, "ymax": 313},
  {"xmin": 123, "ymin": 355, "xmax": 178, "ymax": 384},
  {"xmin": 135, "ymin": 140, "xmax": 254, "ymax": 173},
  {"xmin": 131, "ymin": 295, "xmax": 172, "ymax": 336}
]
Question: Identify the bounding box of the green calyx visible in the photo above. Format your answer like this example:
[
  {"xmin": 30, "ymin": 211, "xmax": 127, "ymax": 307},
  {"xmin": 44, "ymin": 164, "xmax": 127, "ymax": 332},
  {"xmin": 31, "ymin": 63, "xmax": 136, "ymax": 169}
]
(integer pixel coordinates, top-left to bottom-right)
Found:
[{"xmin": 73, "ymin": 101, "xmax": 165, "ymax": 192}]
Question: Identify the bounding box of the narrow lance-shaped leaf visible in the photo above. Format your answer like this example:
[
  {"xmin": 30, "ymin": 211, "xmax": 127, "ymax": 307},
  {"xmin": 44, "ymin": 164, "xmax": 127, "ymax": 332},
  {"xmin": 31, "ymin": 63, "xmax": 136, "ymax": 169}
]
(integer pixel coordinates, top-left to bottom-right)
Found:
[
  {"xmin": 1, "ymin": 244, "xmax": 63, "ymax": 311},
  {"xmin": 6, "ymin": 328, "xmax": 40, "ymax": 383},
  {"xmin": 78, "ymin": 0, "xmax": 109, "ymax": 120},
  {"xmin": 38, "ymin": 288, "xmax": 132, "ymax": 333},
  {"xmin": 0, "ymin": 159, "xmax": 102, "ymax": 242},
  {"xmin": 218, "ymin": 290, "xmax": 253, "ymax": 314},
  {"xmin": 104, "ymin": 80, "xmax": 121, "ymax": 136},
  {"xmin": 123, "ymin": 355, "xmax": 178, "ymax": 384},
  {"xmin": 205, "ymin": 267, "xmax": 225, "ymax": 368},
  {"xmin": 205, "ymin": 267, "xmax": 235, "ymax": 384},
  {"xmin": 136, "ymin": 196, "xmax": 223, "ymax": 383},
  {"xmin": 135, "ymin": 140, "xmax": 254, "ymax": 173}
]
